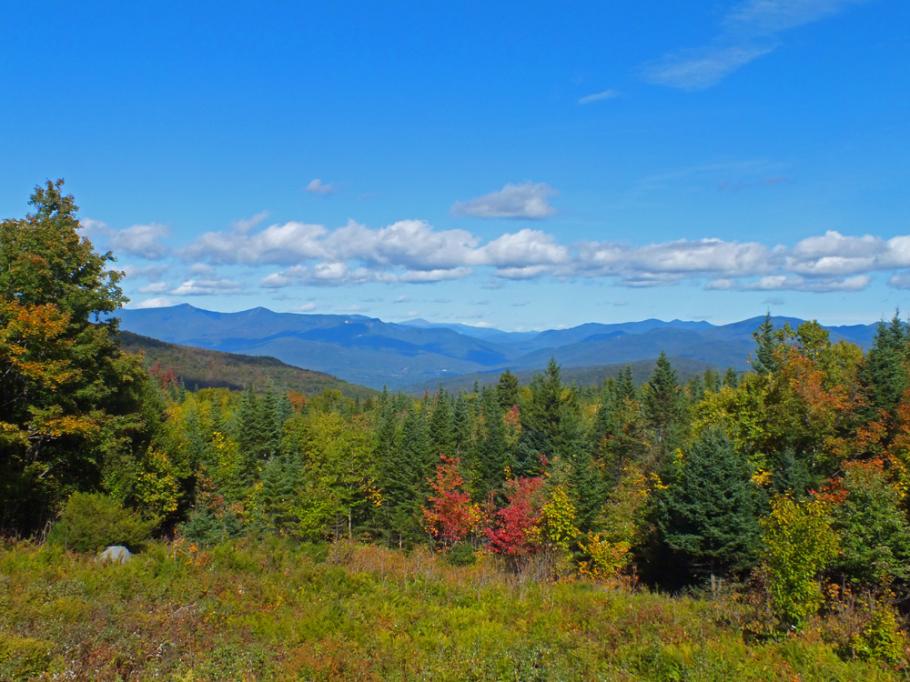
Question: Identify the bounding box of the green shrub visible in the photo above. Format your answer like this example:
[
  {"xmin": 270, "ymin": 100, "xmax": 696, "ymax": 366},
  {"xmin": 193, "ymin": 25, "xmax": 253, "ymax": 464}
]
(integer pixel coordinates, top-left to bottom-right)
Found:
[
  {"xmin": 178, "ymin": 506, "xmax": 243, "ymax": 546},
  {"xmin": 0, "ymin": 633, "xmax": 55, "ymax": 679},
  {"xmin": 444, "ymin": 541, "xmax": 476, "ymax": 566},
  {"xmin": 850, "ymin": 601, "xmax": 906, "ymax": 665},
  {"xmin": 47, "ymin": 492, "xmax": 156, "ymax": 553}
]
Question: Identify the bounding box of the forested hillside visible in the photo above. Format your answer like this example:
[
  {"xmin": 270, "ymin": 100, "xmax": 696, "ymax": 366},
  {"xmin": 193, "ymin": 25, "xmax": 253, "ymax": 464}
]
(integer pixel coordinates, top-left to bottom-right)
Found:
[
  {"xmin": 120, "ymin": 330, "xmax": 374, "ymax": 399},
  {"xmin": 3, "ymin": 182, "xmax": 910, "ymax": 678}
]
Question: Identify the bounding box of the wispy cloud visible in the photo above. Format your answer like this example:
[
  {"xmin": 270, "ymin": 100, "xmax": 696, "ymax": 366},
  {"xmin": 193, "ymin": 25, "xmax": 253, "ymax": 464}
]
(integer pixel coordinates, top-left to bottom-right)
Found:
[
  {"xmin": 578, "ymin": 89, "xmax": 619, "ymax": 105},
  {"xmin": 452, "ymin": 182, "xmax": 556, "ymax": 219},
  {"xmin": 724, "ymin": 0, "xmax": 867, "ymax": 34},
  {"xmin": 643, "ymin": 45, "xmax": 774, "ymax": 91},
  {"xmin": 643, "ymin": 0, "xmax": 868, "ymax": 90},
  {"xmin": 232, "ymin": 210, "xmax": 269, "ymax": 233}
]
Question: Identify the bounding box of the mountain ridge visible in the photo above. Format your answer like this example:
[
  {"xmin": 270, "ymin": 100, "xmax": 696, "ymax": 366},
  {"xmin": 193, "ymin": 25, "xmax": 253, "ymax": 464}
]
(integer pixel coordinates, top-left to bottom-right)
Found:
[{"xmin": 117, "ymin": 304, "xmax": 882, "ymax": 389}]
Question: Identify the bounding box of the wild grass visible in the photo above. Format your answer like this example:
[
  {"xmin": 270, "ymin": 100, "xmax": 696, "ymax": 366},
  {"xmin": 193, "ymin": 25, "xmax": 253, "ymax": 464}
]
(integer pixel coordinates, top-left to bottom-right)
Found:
[{"xmin": 0, "ymin": 538, "xmax": 901, "ymax": 680}]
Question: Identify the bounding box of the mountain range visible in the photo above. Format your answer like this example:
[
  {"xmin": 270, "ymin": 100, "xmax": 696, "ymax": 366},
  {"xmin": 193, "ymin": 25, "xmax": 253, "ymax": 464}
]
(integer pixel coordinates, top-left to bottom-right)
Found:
[{"xmin": 117, "ymin": 304, "xmax": 882, "ymax": 390}]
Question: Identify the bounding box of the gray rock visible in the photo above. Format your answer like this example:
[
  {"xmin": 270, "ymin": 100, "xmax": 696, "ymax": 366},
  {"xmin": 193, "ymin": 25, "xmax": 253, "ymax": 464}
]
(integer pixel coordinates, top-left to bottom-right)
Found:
[{"xmin": 98, "ymin": 545, "xmax": 132, "ymax": 564}]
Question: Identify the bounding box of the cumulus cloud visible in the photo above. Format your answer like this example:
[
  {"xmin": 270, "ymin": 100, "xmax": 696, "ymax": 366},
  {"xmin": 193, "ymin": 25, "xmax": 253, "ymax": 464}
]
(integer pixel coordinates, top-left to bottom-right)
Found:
[
  {"xmin": 139, "ymin": 282, "xmax": 170, "ymax": 294},
  {"xmin": 171, "ymin": 278, "xmax": 241, "ymax": 296},
  {"xmin": 743, "ymin": 274, "xmax": 871, "ymax": 292},
  {"xmin": 888, "ymin": 272, "xmax": 910, "ymax": 290},
  {"xmin": 125, "ymin": 210, "xmax": 910, "ymax": 295},
  {"xmin": 305, "ymin": 178, "xmax": 334, "ymax": 195},
  {"xmin": 110, "ymin": 223, "xmax": 170, "ymax": 260},
  {"xmin": 452, "ymin": 182, "xmax": 556, "ymax": 220},
  {"xmin": 132, "ymin": 297, "xmax": 175, "ymax": 309}
]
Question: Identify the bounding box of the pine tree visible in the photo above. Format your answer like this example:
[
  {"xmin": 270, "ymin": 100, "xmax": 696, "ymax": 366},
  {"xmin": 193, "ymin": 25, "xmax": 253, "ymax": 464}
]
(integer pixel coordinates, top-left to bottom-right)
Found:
[{"xmin": 657, "ymin": 427, "xmax": 761, "ymax": 582}]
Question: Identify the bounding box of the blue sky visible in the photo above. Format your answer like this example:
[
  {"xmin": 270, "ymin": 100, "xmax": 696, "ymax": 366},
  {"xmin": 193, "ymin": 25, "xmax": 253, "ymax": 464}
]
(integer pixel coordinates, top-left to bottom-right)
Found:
[{"xmin": 1, "ymin": 1, "xmax": 908, "ymax": 329}]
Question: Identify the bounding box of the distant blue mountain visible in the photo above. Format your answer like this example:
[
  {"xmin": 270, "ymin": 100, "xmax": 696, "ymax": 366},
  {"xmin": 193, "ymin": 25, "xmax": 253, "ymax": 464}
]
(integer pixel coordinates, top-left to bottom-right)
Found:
[{"xmin": 117, "ymin": 305, "xmax": 881, "ymax": 389}]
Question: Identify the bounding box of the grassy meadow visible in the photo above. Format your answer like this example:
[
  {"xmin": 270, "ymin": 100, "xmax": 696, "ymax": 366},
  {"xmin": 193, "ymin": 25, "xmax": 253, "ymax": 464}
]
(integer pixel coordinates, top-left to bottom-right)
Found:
[{"xmin": 0, "ymin": 539, "xmax": 901, "ymax": 681}]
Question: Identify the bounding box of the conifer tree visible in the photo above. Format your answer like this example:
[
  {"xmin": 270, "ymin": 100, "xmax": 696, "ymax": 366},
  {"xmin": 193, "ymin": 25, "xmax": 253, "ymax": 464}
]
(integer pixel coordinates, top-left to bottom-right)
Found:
[
  {"xmin": 429, "ymin": 389, "xmax": 455, "ymax": 457},
  {"xmin": 474, "ymin": 387, "xmax": 508, "ymax": 501},
  {"xmin": 643, "ymin": 353, "xmax": 687, "ymax": 468},
  {"xmin": 860, "ymin": 314, "xmax": 908, "ymax": 425},
  {"xmin": 516, "ymin": 359, "xmax": 573, "ymax": 477},
  {"xmin": 656, "ymin": 427, "xmax": 760, "ymax": 582},
  {"xmin": 752, "ymin": 313, "xmax": 781, "ymax": 374},
  {"xmin": 496, "ymin": 370, "xmax": 520, "ymax": 410},
  {"xmin": 452, "ymin": 394, "xmax": 471, "ymax": 456},
  {"xmin": 591, "ymin": 367, "xmax": 647, "ymax": 482}
]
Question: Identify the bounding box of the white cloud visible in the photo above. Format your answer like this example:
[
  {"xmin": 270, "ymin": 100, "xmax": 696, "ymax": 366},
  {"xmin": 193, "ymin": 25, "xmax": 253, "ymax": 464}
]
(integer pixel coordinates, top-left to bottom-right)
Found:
[
  {"xmin": 578, "ymin": 89, "xmax": 619, "ymax": 105},
  {"xmin": 479, "ymin": 229, "xmax": 570, "ymax": 267},
  {"xmin": 888, "ymin": 272, "xmax": 910, "ymax": 290},
  {"xmin": 305, "ymin": 178, "xmax": 334, "ymax": 195},
  {"xmin": 185, "ymin": 221, "xmax": 327, "ymax": 265},
  {"xmin": 294, "ymin": 302, "xmax": 318, "ymax": 312},
  {"xmin": 133, "ymin": 209, "xmax": 910, "ymax": 294},
  {"xmin": 452, "ymin": 182, "xmax": 556, "ymax": 220},
  {"xmin": 132, "ymin": 297, "xmax": 175, "ymax": 309},
  {"xmin": 171, "ymin": 278, "xmax": 241, "ymax": 296},
  {"xmin": 139, "ymin": 281, "xmax": 170, "ymax": 294},
  {"xmin": 744, "ymin": 274, "xmax": 870, "ymax": 292},
  {"xmin": 110, "ymin": 223, "xmax": 170, "ymax": 260}
]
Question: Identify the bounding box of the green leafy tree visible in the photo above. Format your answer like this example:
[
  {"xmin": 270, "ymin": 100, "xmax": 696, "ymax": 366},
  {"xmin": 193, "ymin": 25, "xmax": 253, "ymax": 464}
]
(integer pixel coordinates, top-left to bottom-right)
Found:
[{"xmin": 761, "ymin": 495, "xmax": 839, "ymax": 630}]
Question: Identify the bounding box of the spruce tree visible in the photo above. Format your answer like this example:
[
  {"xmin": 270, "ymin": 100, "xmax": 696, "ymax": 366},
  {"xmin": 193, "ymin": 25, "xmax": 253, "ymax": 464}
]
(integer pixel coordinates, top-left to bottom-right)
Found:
[
  {"xmin": 751, "ymin": 313, "xmax": 780, "ymax": 374},
  {"xmin": 474, "ymin": 387, "xmax": 508, "ymax": 501},
  {"xmin": 516, "ymin": 359, "xmax": 567, "ymax": 477},
  {"xmin": 496, "ymin": 370, "xmax": 520, "ymax": 410},
  {"xmin": 429, "ymin": 389, "xmax": 455, "ymax": 457},
  {"xmin": 860, "ymin": 314, "xmax": 908, "ymax": 424},
  {"xmin": 452, "ymin": 394, "xmax": 471, "ymax": 456},
  {"xmin": 643, "ymin": 353, "xmax": 686, "ymax": 469},
  {"xmin": 657, "ymin": 427, "xmax": 761, "ymax": 582}
]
